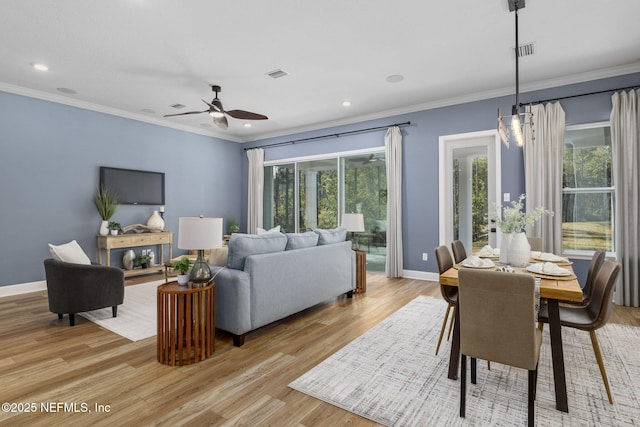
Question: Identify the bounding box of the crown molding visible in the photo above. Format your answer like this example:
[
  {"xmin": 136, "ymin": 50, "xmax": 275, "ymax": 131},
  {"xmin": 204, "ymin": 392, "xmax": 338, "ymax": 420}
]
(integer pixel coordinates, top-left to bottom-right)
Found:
[{"xmin": 3, "ymin": 61, "xmax": 639, "ymax": 145}]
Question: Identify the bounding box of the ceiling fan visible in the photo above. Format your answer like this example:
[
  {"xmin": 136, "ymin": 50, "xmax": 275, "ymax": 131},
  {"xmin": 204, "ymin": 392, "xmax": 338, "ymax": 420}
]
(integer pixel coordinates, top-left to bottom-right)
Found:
[{"xmin": 163, "ymin": 85, "xmax": 268, "ymax": 130}]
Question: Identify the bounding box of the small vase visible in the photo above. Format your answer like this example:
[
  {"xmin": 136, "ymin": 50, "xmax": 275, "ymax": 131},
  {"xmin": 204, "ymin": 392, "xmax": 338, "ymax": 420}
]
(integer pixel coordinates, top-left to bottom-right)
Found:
[
  {"xmin": 123, "ymin": 250, "xmax": 136, "ymax": 270},
  {"xmin": 177, "ymin": 274, "xmax": 189, "ymax": 286},
  {"xmin": 147, "ymin": 210, "xmax": 165, "ymax": 231},
  {"xmin": 499, "ymin": 232, "xmax": 512, "ymax": 264},
  {"xmin": 509, "ymin": 232, "xmax": 531, "ymax": 267},
  {"xmin": 99, "ymin": 220, "xmax": 109, "ymax": 236},
  {"xmin": 110, "ymin": 229, "xmax": 118, "ymax": 235}
]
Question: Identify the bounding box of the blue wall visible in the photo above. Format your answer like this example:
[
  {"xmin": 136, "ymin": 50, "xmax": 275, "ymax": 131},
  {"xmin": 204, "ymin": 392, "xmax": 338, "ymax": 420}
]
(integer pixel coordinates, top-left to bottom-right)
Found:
[
  {"xmin": 0, "ymin": 91, "xmax": 243, "ymax": 286},
  {"xmin": 243, "ymin": 72, "xmax": 640, "ymax": 282},
  {"xmin": 2, "ymin": 72, "xmax": 639, "ymax": 287}
]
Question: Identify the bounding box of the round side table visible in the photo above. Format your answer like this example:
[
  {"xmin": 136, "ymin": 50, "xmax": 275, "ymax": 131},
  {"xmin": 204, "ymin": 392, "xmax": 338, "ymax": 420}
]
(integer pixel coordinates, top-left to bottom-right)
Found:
[{"xmin": 157, "ymin": 281, "xmax": 215, "ymax": 366}]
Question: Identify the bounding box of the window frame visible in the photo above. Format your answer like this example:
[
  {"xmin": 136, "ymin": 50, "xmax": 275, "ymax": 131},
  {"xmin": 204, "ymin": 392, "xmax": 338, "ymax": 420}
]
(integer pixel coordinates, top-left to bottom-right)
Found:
[{"xmin": 562, "ymin": 121, "xmax": 616, "ymax": 258}]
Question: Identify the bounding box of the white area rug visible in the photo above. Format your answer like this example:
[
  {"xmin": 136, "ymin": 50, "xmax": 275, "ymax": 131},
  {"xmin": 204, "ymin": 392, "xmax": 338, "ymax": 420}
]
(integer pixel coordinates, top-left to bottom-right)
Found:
[
  {"xmin": 79, "ymin": 279, "xmax": 163, "ymax": 341},
  {"xmin": 289, "ymin": 296, "xmax": 640, "ymax": 426}
]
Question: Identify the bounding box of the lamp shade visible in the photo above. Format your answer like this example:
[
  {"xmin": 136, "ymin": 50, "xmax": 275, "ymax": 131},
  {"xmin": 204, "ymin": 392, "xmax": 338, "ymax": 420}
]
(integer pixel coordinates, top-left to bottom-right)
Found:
[
  {"xmin": 178, "ymin": 217, "xmax": 223, "ymax": 250},
  {"xmin": 341, "ymin": 213, "xmax": 365, "ymax": 232}
]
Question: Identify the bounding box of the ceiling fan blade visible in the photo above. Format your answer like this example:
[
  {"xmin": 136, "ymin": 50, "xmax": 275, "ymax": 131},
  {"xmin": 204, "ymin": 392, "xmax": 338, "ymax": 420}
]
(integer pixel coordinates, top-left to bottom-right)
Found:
[
  {"xmin": 225, "ymin": 109, "xmax": 268, "ymax": 120},
  {"xmin": 214, "ymin": 115, "xmax": 228, "ymax": 129},
  {"xmin": 163, "ymin": 110, "xmax": 208, "ymax": 117},
  {"xmin": 201, "ymin": 99, "xmax": 216, "ymax": 109}
]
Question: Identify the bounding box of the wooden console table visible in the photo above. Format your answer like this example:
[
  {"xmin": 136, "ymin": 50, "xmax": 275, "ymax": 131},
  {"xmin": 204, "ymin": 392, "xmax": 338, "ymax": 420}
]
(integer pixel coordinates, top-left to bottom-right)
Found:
[
  {"xmin": 157, "ymin": 281, "xmax": 215, "ymax": 365},
  {"xmin": 97, "ymin": 231, "xmax": 173, "ymax": 278}
]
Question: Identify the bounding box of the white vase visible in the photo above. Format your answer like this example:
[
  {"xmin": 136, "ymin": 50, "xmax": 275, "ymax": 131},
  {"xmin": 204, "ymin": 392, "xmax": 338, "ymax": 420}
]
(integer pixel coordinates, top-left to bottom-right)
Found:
[
  {"xmin": 509, "ymin": 232, "xmax": 531, "ymax": 267},
  {"xmin": 99, "ymin": 220, "xmax": 109, "ymax": 236},
  {"xmin": 499, "ymin": 232, "xmax": 512, "ymax": 264},
  {"xmin": 177, "ymin": 274, "xmax": 189, "ymax": 286},
  {"xmin": 147, "ymin": 210, "xmax": 165, "ymax": 231}
]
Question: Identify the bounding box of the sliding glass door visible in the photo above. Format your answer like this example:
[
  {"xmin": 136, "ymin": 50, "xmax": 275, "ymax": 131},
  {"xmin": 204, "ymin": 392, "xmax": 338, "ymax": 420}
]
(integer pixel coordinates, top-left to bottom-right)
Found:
[{"xmin": 263, "ymin": 149, "xmax": 387, "ymax": 271}]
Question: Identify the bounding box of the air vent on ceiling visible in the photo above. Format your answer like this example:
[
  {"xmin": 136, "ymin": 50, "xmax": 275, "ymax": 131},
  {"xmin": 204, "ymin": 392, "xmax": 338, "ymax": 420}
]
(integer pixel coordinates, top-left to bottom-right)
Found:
[
  {"xmin": 266, "ymin": 69, "xmax": 289, "ymax": 79},
  {"xmin": 516, "ymin": 42, "xmax": 535, "ymax": 58},
  {"xmin": 170, "ymin": 103, "xmax": 186, "ymax": 109}
]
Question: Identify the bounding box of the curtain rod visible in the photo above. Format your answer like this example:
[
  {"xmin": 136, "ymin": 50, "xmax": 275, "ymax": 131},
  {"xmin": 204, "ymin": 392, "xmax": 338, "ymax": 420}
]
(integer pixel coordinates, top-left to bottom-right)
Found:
[
  {"xmin": 244, "ymin": 121, "xmax": 411, "ymax": 151},
  {"xmin": 520, "ymin": 85, "xmax": 640, "ymax": 107}
]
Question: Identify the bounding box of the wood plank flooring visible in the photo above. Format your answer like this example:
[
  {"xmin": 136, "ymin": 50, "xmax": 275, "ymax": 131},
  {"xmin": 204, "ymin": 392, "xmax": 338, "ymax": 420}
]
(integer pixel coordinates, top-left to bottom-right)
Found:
[{"xmin": 0, "ymin": 273, "xmax": 638, "ymax": 426}]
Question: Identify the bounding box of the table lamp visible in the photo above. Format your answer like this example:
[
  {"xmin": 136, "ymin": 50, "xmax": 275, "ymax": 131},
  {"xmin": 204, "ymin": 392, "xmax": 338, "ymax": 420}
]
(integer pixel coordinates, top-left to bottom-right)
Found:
[
  {"xmin": 178, "ymin": 216, "xmax": 223, "ymax": 287},
  {"xmin": 341, "ymin": 213, "xmax": 365, "ymax": 250}
]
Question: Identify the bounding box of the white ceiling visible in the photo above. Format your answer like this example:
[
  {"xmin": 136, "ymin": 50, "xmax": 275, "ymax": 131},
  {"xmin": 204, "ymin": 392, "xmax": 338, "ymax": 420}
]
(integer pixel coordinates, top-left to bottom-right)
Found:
[{"xmin": 1, "ymin": 0, "xmax": 639, "ymax": 143}]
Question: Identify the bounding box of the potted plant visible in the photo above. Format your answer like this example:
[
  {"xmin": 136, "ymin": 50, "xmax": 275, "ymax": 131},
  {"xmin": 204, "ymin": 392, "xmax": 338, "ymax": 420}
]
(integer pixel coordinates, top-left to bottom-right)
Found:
[
  {"xmin": 172, "ymin": 257, "xmax": 192, "ymax": 286},
  {"xmin": 134, "ymin": 254, "xmax": 151, "ymax": 269},
  {"xmin": 227, "ymin": 217, "xmax": 240, "ymax": 234},
  {"xmin": 108, "ymin": 221, "xmax": 121, "ymax": 235},
  {"xmin": 95, "ymin": 186, "xmax": 119, "ymax": 236}
]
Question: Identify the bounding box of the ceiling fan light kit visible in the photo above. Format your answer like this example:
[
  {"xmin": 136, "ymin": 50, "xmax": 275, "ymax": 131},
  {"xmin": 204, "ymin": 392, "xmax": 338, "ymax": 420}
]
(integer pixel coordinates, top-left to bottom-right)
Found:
[
  {"xmin": 498, "ymin": 0, "xmax": 531, "ymax": 148},
  {"xmin": 163, "ymin": 84, "xmax": 268, "ymax": 130}
]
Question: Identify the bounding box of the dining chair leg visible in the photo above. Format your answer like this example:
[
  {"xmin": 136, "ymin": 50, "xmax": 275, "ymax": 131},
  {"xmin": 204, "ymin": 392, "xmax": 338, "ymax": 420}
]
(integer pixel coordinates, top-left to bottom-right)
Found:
[
  {"xmin": 460, "ymin": 354, "xmax": 467, "ymax": 418},
  {"xmin": 447, "ymin": 305, "xmax": 456, "ymax": 341},
  {"xmin": 589, "ymin": 330, "xmax": 613, "ymax": 404},
  {"xmin": 435, "ymin": 304, "xmax": 452, "ymax": 355},
  {"xmin": 471, "ymin": 357, "xmax": 477, "ymax": 384},
  {"xmin": 528, "ymin": 369, "xmax": 536, "ymax": 427}
]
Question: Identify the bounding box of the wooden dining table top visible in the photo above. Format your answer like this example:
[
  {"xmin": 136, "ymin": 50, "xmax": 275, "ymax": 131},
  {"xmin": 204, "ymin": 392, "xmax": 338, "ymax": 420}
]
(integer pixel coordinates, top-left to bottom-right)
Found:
[{"xmin": 439, "ymin": 264, "xmax": 583, "ymax": 303}]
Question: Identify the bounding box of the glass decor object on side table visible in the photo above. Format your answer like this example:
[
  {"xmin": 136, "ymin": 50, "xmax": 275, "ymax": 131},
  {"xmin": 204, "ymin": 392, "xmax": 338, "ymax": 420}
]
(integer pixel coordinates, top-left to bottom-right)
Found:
[
  {"xmin": 178, "ymin": 216, "xmax": 223, "ymax": 287},
  {"xmin": 341, "ymin": 213, "xmax": 365, "ymax": 250},
  {"xmin": 491, "ymin": 194, "xmax": 552, "ymax": 267}
]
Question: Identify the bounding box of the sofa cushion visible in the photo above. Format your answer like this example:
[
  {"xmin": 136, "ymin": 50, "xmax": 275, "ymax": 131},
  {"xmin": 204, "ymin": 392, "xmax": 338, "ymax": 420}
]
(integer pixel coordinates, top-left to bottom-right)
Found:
[
  {"xmin": 227, "ymin": 233, "xmax": 288, "ymax": 270},
  {"xmin": 48, "ymin": 240, "xmax": 91, "ymax": 265},
  {"xmin": 313, "ymin": 227, "xmax": 347, "ymax": 245},
  {"xmin": 285, "ymin": 231, "xmax": 319, "ymax": 250},
  {"xmin": 257, "ymin": 225, "xmax": 281, "ymax": 235}
]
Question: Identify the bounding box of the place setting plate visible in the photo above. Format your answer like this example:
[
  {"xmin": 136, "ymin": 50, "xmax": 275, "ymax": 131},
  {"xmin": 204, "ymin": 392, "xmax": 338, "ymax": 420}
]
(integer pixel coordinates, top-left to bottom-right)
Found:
[{"xmin": 526, "ymin": 262, "xmax": 576, "ymax": 280}]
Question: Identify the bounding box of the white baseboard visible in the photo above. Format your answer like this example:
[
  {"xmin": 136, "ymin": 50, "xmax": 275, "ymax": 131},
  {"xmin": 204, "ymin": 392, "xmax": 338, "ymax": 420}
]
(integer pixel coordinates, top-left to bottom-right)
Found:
[
  {"xmin": 402, "ymin": 269, "xmax": 439, "ymax": 282},
  {"xmin": 0, "ymin": 280, "xmax": 47, "ymax": 298}
]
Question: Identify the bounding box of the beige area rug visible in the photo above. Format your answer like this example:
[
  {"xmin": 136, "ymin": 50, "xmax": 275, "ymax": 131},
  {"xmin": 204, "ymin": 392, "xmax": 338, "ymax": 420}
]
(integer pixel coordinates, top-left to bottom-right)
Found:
[
  {"xmin": 79, "ymin": 279, "xmax": 164, "ymax": 341},
  {"xmin": 289, "ymin": 296, "xmax": 640, "ymax": 426}
]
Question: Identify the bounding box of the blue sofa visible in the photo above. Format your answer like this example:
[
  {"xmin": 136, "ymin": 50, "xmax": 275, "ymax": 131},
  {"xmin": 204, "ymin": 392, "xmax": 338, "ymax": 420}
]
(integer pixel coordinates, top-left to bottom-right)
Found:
[{"xmin": 214, "ymin": 230, "xmax": 356, "ymax": 346}]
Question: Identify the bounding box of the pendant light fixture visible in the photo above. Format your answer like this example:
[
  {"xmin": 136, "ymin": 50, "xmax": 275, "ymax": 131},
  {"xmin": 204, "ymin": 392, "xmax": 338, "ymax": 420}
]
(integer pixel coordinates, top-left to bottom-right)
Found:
[{"xmin": 498, "ymin": 0, "xmax": 529, "ymax": 148}]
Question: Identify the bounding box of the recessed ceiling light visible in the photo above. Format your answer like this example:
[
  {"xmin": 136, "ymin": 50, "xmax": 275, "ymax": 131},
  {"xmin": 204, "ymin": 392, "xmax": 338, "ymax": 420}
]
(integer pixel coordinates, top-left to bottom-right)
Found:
[
  {"xmin": 31, "ymin": 63, "xmax": 49, "ymax": 72},
  {"xmin": 140, "ymin": 108, "xmax": 156, "ymax": 114},
  {"xmin": 385, "ymin": 74, "xmax": 404, "ymax": 83},
  {"xmin": 342, "ymin": 101, "xmax": 352, "ymax": 107},
  {"xmin": 244, "ymin": 123, "xmax": 252, "ymax": 128},
  {"xmin": 56, "ymin": 87, "xmax": 77, "ymax": 95}
]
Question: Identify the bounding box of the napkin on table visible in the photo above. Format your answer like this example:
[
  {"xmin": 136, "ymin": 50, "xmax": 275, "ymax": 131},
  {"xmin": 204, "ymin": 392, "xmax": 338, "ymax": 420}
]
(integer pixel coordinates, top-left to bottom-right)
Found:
[
  {"xmin": 540, "ymin": 262, "xmax": 570, "ymax": 275},
  {"xmin": 462, "ymin": 256, "xmax": 495, "ymax": 268},
  {"xmin": 477, "ymin": 245, "xmax": 499, "ymax": 257}
]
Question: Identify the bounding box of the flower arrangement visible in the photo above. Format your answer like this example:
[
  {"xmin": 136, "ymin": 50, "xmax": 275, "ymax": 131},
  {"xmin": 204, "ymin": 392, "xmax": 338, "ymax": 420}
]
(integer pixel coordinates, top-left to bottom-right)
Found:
[{"xmin": 492, "ymin": 194, "xmax": 552, "ymax": 233}]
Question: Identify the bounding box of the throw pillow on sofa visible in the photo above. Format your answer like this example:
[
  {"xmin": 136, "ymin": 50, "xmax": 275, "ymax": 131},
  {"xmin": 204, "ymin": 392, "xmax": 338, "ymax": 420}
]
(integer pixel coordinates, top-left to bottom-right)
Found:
[
  {"xmin": 313, "ymin": 227, "xmax": 347, "ymax": 245},
  {"xmin": 227, "ymin": 232, "xmax": 288, "ymax": 270},
  {"xmin": 257, "ymin": 225, "xmax": 281, "ymax": 235},
  {"xmin": 285, "ymin": 231, "xmax": 319, "ymax": 250},
  {"xmin": 48, "ymin": 240, "xmax": 91, "ymax": 265}
]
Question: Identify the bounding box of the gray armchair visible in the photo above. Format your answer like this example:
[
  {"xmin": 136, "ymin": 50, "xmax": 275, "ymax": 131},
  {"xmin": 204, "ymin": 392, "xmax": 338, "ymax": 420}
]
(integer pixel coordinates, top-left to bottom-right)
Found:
[{"xmin": 44, "ymin": 258, "xmax": 125, "ymax": 326}]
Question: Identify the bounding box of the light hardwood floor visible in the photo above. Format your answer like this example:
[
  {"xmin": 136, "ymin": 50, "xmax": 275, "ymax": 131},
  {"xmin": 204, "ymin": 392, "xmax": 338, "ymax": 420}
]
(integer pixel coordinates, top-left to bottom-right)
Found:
[{"xmin": 0, "ymin": 273, "xmax": 638, "ymax": 426}]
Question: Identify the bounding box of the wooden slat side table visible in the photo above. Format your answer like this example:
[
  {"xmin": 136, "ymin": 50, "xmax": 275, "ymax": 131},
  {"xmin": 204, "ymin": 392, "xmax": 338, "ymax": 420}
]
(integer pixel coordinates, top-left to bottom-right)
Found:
[
  {"xmin": 355, "ymin": 250, "xmax": 366, "ymax": 293},
  {"xmin": 157, "ymin": 281, "xmax": 215, "ymax": 366}
]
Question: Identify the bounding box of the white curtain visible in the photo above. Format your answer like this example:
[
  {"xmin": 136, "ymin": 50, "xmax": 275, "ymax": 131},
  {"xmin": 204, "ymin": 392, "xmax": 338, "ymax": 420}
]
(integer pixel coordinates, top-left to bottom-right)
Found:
[
  {"xmin": 611, "ymin": 89, "xmax": 640, "ymax": 307},
  {"xmin": 385, "ymin": 126, "xmax": 403, "ymax": 278},
  {"xmin": 523, "ymin": 102, "xmax": 565, "ymax": 254},
  {"xmin": 246, "ymin": 148, "xmax": 264, "ymax": 234}
]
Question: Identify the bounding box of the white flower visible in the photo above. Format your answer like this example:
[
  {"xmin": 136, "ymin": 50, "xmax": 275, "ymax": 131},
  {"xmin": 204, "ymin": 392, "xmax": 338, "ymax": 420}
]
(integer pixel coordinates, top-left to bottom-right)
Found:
[{"xmin": 492, "ymin": 194, "xmax": 553, "ymax": 234}]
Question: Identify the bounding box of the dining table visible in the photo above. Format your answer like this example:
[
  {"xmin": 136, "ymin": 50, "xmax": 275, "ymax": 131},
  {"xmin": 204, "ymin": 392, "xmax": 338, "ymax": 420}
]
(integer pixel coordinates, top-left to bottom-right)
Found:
[{"xmin": 439, "ymin": 258, "xmax": 583, "ymax": 413}]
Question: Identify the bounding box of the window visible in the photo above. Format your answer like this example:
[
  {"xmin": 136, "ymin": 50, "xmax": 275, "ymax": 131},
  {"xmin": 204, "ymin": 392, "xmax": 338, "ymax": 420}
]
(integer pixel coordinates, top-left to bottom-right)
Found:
[
  {"xmin": 562, "ymin": 123, "xmax": 614, "ymax": 254},
  {"xmin": 263, "ymin": 149, "xmax": 387, "ymax": 271}
]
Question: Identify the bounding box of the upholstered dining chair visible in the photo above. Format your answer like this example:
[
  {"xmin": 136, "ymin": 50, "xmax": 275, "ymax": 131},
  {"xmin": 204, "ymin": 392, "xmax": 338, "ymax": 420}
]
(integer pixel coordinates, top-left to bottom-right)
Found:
[
  {"xmin": 458, "ymin": 269, "xmax": 542, "ymax": 427},
  {"xmin": 434, "ymin": 245, "xmax": 457, "ymax": 355},
  {"xmin": 538, "ymin": 259, "xmax": 621, "ymax": 404},
  {"xmin": 579, "ymin": 249, "xmax": 606, "ymax": 306},
  {"xmin": 527, "ymin": 236, "xmax": 542, "ymax": 252},
  {"xmin": 451, "ymin": 240, "xmax": 468, "ymax": 264}
]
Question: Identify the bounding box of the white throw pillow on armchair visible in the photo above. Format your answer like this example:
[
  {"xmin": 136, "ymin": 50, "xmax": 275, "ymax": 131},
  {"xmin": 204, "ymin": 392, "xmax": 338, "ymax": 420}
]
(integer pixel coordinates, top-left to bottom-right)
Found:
[{"xmin": 48, "ymin": 240, "xmax": 91, "ymax": 265}]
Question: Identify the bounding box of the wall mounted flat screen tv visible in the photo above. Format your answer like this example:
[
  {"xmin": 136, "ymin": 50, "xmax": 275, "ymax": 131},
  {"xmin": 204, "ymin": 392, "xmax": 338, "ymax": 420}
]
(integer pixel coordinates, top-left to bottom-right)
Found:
[{"xmin": 100, "ymin": 167, "xmax": 165, "ymax": 205}]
